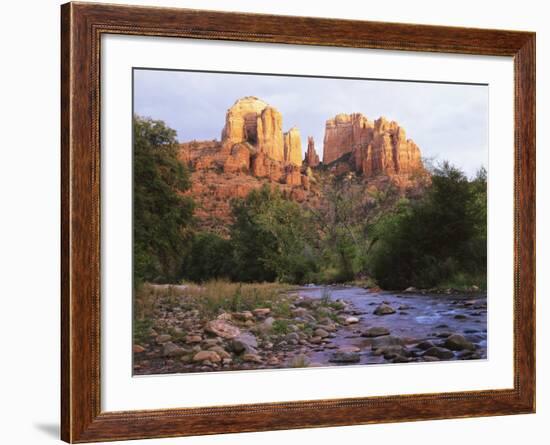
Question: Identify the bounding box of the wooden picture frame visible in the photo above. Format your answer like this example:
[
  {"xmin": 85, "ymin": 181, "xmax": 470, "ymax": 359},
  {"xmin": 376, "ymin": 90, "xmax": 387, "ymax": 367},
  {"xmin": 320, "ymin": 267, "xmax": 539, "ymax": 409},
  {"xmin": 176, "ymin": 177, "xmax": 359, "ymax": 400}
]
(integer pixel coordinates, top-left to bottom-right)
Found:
[{"xmin": 61, "ymin": 2, "xmax": 535, "ymax": 442}]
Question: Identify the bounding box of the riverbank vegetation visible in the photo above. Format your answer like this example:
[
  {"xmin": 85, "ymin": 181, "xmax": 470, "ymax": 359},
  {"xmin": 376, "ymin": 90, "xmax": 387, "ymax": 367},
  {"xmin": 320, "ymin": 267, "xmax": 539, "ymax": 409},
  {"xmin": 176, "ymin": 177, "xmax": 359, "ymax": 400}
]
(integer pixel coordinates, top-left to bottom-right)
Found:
[{"xmin": 133, "ymin": 116, "xmax": 487, "ymax": 291}]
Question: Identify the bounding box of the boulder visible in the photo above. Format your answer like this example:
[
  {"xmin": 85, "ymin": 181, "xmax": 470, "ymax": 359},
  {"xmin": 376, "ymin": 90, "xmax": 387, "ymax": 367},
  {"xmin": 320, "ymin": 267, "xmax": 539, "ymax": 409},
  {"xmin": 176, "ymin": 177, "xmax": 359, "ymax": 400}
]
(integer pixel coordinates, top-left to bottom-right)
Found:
[
  {"xmin": 314, "ymin": 328, "xmax": 330, "ymax": 338},
  {"xmin": 185, "ymin": 335, "xmax": 202, "ymax": 344},
  {"xmin": 163, "ymin": 342, "xmax": 186, "ymax": 357},
  {"xmin": 208, "ymin": 346, "xmax": 232, "ymax": 359},
  {"xmin": 193, "ymin": 350, "xmax": 221, "ymax": 363},
  {"xmin": 373, "ymin": 304, "xmax": 396, "ymax": 316},
  {"xmin": 344, "ymin": 316, "xmax": 360, "ymax": 324},
  {"xmin": 229, "ymin": 332, "xmax": 258, "ymax": 354},
  {"xmin": 361, "ymin": 327, "xmax": 390, "ymax": 337},
  {"xmin": 416, "ymin": 340, "xmax": 435, "ymax": 350},
  {"xmin": 252, "ymin": 308, "xmax": 271, "ymax": 318},
  {"xmin": 375, "ymin": 345, "xmax": 410, "ymax": 359},
  {"xmin": 423, "ymin": 346, "xmax": 455, "ymax": 360},
  {"xmin": 444, "ymin": 334, "xmax": 475, "ymax": 351},
  {"xmin": 155, "ymin": 334, "xmax": 172, "ymax": 344},
  {"xmin": 338, "ymin": 345, "xmax": 361, "ymax": 353},
  {"xmin": 243, "ymin": 353, "xmax": 263, "ymax": 363},
  {"xmin": 205, "ymin": 320, "xmax": 241, "ymax": 339},
  {"xmin": 371, "ymin": 335, "xmax": 404, "ymax": 349}
]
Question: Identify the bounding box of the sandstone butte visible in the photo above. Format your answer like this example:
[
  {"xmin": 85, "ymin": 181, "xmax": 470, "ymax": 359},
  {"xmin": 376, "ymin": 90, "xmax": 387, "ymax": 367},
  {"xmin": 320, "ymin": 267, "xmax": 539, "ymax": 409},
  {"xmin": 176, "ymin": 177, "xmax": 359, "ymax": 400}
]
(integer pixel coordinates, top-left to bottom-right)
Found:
[
  {"xmin": 178, "ymin": 97, "xmax": 427, "ymax": 234},
  {"xmin": 323, "ymin": 113, "xmax": 424, "ymax": 182}
]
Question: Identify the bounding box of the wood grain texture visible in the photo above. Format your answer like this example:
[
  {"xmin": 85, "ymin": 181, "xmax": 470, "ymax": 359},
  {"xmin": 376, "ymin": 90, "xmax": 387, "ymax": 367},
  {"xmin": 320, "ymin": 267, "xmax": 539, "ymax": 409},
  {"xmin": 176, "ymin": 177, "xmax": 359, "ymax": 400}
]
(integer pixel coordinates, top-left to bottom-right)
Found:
[{"xmin": 60, "ymin": 2, "xmax": 536, "ymax": 442}]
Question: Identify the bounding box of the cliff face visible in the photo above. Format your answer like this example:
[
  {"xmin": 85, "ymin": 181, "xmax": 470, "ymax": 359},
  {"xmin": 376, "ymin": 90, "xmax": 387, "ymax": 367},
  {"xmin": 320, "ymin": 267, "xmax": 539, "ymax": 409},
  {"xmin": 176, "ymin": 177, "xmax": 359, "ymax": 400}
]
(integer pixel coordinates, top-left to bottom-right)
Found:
[
  {"xmin": 179, "ymin": 99, "xmax": 428, "ymax": 234},
  {"xmin": 322, "ymin": 113, "xmax": 424, "ymax": 179}
]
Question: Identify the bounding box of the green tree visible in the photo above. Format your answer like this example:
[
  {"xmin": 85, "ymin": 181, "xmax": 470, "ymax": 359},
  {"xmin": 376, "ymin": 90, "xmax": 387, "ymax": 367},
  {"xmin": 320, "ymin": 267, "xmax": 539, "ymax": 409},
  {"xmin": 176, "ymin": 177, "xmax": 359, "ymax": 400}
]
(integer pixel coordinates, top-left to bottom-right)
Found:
[
  {"xmin": 133, "ymin": 115, "xmax": 194, "ymax": 284},
  {"xmin": 368, "ymin": 162, "xmax": 487, "ymax": 289},
  {"xmin": 185, "ymin": 232, "xmax": 234, "ymax": 282},
  {"xmin": 230, "ymin": 185, "xmax": 317, "ymax": 283}
]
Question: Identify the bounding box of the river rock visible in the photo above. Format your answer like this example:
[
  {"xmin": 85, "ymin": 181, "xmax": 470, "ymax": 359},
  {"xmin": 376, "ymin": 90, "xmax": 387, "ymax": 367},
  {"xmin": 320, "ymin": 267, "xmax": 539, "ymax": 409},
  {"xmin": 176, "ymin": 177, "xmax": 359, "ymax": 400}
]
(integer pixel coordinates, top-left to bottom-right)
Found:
[
  {"xmin": 339, "ymin": 345, "xmax": 360, "ymax": 353},
  {"xmin": 261, "ymin": 317, "xmax": 275, "ymax": 330},
  {"xmin": 285, "ymin": 332, "xmax": 299, "ymax": 343},
  {"xmin": 457, "ymin": 350, "xmax": 482, "ymax": 360},
  {"xmin": 243, "ymin": 353, "xmax": 263, "ymax": 363},
  {"xmin": 229, "ymin": 332, "xmax": 258, "ymax": 354},
  {"xmin": 163, "ymin": 342, "xmax": 186, "ymax": 357},
  {"xmin": 208, "ymin": 346, "xmax": 232, "ymax": 359},
  {"xmin": 185, "ymin": 334, "xmax": 202, "ymax": 344},
  {"xmin": 371, "ymin": 335, "xmax": 404, "ymax": 349},
  {"xmin": 205, "ymin": 319, "xmax": 241, "ymax": 339},
  {"xmin": 314, "ymin": 328, "xmax": 329, "ymax": 338},
  {"xmin": 329, "ymin": 351, "xmax": 361, "ymax": 363},
  {"xmin": 344, "ymin": 316, "xmax": 360, "ymax": 324},
  {"xmin": 232, "ymin": 311, "xmax": 254, "ymax": 321},
  {"xmin": 416, "ymin": 340, "xmax": 435, "ymax": 350},
  {"xmin": 423, "ymin": 346, "xmax": 455, "ymax": 360},
  {"xmin": 374, "ymin": 345, "xmax": 410, "ymax": 358},
  {"xmin": 202, "ymin": 338, "xmax": 221, "ymax": 348},
  {"xmin": 362, "ymin": 327, "xmax": 390, "ymax": 337},
  {"xmin": 444, "ymin": 334, "xmax": 475, "ymax": 351},
  {"xmin": 292, "ymin": 307, "xmax": 309, "ymax": 318},
  {"xmin": 155, "ymin": 334, "xmax": 172, "ymax": 344},
  {"xmin": 253, "ymin": 308, "xmax": 271, "ymax": 318},
  {"xmin": 373, "ymin": 304, "xmax": 396, "ymax": 316},
  {"xmin": 133, "ymin": 344, "xmax": 146, "ymax": 353},
  {"xmin": 193, "ymin": 350, "xmax": 221, "ymax": 363}
]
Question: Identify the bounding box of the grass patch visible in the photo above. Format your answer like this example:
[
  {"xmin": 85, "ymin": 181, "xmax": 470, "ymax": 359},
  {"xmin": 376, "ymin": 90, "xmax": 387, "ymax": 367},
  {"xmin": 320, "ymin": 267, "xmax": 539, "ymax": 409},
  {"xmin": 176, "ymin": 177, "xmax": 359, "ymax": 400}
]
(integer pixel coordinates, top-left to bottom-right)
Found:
[
  {"xmin": 271, "ymin": 319, "xmax": 292, "ymax": 335},
  {"xmin": 133, "ymin": 318, "xmax": 153, "ymax": 345},
  {"xmin": 138, "ymin": 280, "xmax": 294, "ymax": 320}
]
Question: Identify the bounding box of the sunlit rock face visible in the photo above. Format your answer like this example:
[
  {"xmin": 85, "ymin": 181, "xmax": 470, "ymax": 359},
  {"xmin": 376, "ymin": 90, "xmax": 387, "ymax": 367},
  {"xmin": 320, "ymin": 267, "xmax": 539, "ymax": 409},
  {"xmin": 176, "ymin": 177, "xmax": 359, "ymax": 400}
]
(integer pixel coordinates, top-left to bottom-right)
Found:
[
  {"xmin": 284, "ymin": 127, "xmax": 303, "ymax": 167},
  {"xmin": 221, "ymin": 96, "xmax": 302, "ymax": 165},
  {"xmin": 323, "ymin": 113, "xmax": 424, "ymax": 178}
]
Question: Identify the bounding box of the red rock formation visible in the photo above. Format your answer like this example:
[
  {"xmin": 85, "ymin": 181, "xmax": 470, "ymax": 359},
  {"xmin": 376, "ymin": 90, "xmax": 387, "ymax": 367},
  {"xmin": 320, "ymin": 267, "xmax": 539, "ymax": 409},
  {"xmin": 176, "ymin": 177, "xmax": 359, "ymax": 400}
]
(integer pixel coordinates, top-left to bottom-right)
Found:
[
  {"xmin": 284, "ymin": 166, "xmax": 302, "ymax": 186},
  {"xmin": 323, "ymin": 114, "xmax": 424, "ymax": 178},
  {"xmin": 283, "ymin": 127, "xmax": 303, "ymax": 166},
  {"xmin": 304, "ymin": 136, "xmax": 320, "ymax": 167},
  {"xmin": 250, "ymin": 152, "xmax": 284, "ymax": 182},
  {"xmin": 221, "ymin": 96, "xmax": 300, "ymax": 165},
  {"xmin": 223, "ymin": 143, "xmax": 251, "ymax": 174},
  {"xmin": 221, "ymin": 96, "xmax": 270, "ymax": 151},
  {"xmin": 257, "ymin": 106, "xmax": 285, "ymax": 162}
]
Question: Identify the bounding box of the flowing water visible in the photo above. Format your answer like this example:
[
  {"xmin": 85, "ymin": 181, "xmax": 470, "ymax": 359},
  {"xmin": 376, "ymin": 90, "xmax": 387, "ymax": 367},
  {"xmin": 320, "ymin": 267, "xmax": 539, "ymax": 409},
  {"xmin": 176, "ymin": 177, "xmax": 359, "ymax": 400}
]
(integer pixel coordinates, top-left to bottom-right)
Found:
[{"xmin": 297, "ymin": 286, "xmax": 487, "ymax": 365}]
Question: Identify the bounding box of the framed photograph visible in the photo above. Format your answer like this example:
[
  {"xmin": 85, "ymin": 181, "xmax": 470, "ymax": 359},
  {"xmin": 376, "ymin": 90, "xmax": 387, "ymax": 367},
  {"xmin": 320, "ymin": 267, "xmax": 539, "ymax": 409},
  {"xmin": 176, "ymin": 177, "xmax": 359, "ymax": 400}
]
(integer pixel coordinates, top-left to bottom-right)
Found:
[{"xmin": 61, "ymin": 2, "xmax": 535, "ymax": 442}]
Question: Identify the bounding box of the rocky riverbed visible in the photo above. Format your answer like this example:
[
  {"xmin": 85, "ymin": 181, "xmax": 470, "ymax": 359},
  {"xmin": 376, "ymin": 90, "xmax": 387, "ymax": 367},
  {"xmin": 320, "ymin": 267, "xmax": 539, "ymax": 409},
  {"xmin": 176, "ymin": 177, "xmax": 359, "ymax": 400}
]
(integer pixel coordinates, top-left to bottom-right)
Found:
[{"xmin": 133, "ymin": 286, "xmax": 487, "ymax": 375}]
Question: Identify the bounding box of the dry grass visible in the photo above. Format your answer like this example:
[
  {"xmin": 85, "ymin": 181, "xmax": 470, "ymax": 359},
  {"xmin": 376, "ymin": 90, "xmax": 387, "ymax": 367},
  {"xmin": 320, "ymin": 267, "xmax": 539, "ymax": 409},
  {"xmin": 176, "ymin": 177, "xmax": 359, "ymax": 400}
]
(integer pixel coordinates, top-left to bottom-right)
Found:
[{"xmin": 134, "ymin": 280, "xmax": 294, "ymax": 321}]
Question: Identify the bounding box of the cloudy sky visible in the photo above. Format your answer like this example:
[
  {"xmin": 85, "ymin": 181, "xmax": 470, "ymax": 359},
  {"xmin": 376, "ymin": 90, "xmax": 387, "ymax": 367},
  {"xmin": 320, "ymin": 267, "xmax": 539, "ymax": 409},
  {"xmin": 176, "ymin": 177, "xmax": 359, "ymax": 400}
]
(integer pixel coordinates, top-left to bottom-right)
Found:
[{"xmin": 134, "ymin": 69, "xmax": 488, "ymax": 177}]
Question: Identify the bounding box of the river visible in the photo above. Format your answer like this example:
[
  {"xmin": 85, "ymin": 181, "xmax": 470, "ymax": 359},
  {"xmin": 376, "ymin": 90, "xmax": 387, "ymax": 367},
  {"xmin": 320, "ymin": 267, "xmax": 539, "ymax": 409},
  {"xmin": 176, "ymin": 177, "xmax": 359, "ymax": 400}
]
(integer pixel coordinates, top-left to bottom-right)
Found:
[{"xmin": 295, "ymin": 286, "xmax": 487, "ymax": 365}]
